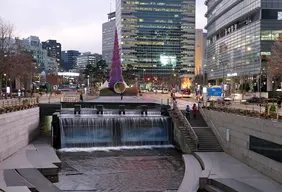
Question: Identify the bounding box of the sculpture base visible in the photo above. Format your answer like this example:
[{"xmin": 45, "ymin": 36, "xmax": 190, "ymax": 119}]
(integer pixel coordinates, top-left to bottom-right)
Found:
[{"xmin": 99, "ymin": 88, "xmax": 138, "ymax": 96}]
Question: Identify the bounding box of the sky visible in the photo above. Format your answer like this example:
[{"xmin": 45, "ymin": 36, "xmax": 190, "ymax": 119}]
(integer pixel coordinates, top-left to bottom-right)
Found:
[{"xmin": 0, "ymin": 0, "xmax": 207, "ymax": 53}]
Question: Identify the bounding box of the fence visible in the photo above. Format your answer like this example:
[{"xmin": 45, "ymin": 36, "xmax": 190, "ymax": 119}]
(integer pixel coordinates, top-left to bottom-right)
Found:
[{"xmin": 0, "ymin": 98, "xmax": 38, "ymax": 108}]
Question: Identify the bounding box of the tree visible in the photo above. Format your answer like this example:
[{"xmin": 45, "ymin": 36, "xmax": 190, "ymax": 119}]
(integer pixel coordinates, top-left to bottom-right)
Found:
[
  {"xmin": 0, "ymin": 17, "xmax": 15, "ymax": 97},
  {"xmin": 268, "ymin": 35, "xmax": 282, "ymax": 90},
  {"xmin": 269, "ymin": 35, "xmax": 282, "ymax": 78},
  {"xmin": 123, "ymin": 64, "xmax": 136, "ymax": 86},
  {"xmin": 83, "ymin": 60, "xmax": 108, "ymax": 90}
]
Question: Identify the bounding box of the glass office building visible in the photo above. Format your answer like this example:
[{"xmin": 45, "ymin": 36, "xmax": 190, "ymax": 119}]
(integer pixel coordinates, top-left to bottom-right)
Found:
[
  {"xmin": 116, "ymin": 0, "xmax": 196, "ymax": 81},
  {"xmin": 205, "ymin": 0, "xmax": 282, "ymax": 92}
]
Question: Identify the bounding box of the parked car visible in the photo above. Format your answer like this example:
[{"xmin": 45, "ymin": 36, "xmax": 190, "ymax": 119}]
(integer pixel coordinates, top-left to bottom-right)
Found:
[
  {"xmin": 162, "ymin": 88, "xmax": 169, "ymax": 94},
  {"xmin": 217, "ymin": 97, "xmax": 232, "ymax": 105},
  {"xmin": 241, "ymin": 97, "xmax": 267, "ymax": 104}
]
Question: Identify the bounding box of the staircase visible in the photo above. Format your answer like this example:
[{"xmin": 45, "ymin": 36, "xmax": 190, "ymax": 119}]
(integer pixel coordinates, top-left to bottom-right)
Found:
[
  {"xmin": 169, "ymin": 101, "xmax": 199, "ymax": 152},
  {"xmin": 194, "ymin": 128, "xmax": 223, "ymax": 152},
  {"xmin": 182, "ymin": 111, "xmax": 223, "ymax": 152}
]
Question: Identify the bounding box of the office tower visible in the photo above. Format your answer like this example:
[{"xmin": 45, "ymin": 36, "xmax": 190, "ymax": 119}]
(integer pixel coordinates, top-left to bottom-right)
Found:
[
  {"xmin": 61, "ymin": 50, "xmax": 81, "ymax": 71},
  {"xmin": 205, "ymin": 0, "xmax": 282, "ymax": 92},
  {"xmin": 42, "ymin": 40, "xmax": 62, "ymax": 68},
  {"xmin": 23, "ymin": 36, "xmax": 47, "ymax": 71},
  {"xmin": 76, "ymin": 52, "xmax": 102, "ymax": 71},
  {"xmin": 116, "ymin": 0, "xmax": 196, "ymax": 86},
  {"xmin": 195, "ymin": 29, "xmax": 207, "ymax": 76},
  {"xmin": 102, "ymin": 12, "xmax": 116, "ymax": 68}
]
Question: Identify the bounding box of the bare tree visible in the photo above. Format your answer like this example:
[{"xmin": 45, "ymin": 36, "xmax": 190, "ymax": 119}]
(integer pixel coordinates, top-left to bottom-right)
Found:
[
  {"xmin": 269, "ymin": 35, "xmax": 282, "ymax": 77},
  {"xmin": 0, "ymin": 17, "xmax": 15, "ymax": 98}
]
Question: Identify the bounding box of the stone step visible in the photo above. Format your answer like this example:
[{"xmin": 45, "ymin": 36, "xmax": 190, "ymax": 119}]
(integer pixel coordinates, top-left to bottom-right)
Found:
[{"xmin": 204, "ymin": 185, "xmax": 225, "ymax": 192}]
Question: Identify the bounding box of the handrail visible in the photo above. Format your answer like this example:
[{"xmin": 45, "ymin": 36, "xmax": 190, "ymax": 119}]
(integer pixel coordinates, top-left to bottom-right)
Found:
[{"xmin": 172, "ymin": 101, "xmax": 199, "ymax": 149}]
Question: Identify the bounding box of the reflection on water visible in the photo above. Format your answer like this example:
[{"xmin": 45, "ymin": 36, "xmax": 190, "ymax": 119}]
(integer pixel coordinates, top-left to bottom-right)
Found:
[{"xmin": 56, "ymin": 148, "xmax": 184, "ymax": 192}]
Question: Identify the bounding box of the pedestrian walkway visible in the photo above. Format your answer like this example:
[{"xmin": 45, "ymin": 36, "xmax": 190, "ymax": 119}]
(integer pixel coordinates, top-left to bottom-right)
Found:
[{"xmin": 194, "ymin": 152, "xmax": 282, "ymax": 192}]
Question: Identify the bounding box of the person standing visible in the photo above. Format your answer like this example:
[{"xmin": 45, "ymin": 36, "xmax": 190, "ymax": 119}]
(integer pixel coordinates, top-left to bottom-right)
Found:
[
  {"xmin": 192, "ymin": 103, "xmax": 197, "ymax": 119},
  {"xmin": 185, "ymin": 105, "xmax": 191, "ymax": 119},
  {"xmin": 80, "ymin": 93, "xmax": 83, "ymax": 102},
  {"xmin": 120, "ymin": 93, "xmax": 123, "ymax": 100}
]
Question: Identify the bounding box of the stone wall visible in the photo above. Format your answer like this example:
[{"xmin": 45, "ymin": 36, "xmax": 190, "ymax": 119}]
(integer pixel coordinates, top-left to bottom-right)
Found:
[
  {"xmin": 0, "ymin": 108, "xmax": 40, "ymax": 161},
  {"xmin": 201, "ymin": 109, "xmax": 282, "ymax": 183}
]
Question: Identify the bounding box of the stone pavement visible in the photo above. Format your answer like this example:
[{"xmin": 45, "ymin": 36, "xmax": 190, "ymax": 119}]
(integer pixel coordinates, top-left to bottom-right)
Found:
[
  {"xmin": 194, "ymin": 152, "xmax": 282, "ymax": 192},
  {"xmin": 0, "ymin": 137, "xmax": 61, "ymax": 191}
]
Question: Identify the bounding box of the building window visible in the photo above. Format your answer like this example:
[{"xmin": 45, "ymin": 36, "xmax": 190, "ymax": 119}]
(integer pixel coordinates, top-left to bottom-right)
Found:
[
  {"xmin": 278, "ymin": 12, "xmax": 282, "ymax": 20},
  {"xmin": 249, "ymin": 136, "xmax": 282, "ymax": 163}
]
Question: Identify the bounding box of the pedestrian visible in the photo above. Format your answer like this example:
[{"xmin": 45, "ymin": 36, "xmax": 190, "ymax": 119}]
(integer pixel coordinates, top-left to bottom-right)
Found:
[
  {"xmin": 185, "ymin": 105, "xmax": 191, "ymax": 119},
  {"xmin": 121, "ymin": 93, "xmax": 123, "ymax": 100},
  {"xmin": 80, "ymin": 93, "xmax": 83, "ymax": 102},
  {"xmin": 277, "ymin": 97, "xmax": 281, "ymax": 109},
  {"xmin": 192, "ymin": 103, "xmax": 197, "ymax": 119}
]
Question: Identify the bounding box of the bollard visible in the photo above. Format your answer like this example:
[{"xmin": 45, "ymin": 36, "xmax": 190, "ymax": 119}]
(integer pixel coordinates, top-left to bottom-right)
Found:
[{"xmin": 167, "ymin": 98, "xmax": 170, "ymax": 105}]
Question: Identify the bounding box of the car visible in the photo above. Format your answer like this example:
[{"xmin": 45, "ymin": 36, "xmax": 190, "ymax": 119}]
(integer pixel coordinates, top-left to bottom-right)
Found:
[
  {"xmin": 242, "ymin": 97, "xmax": 267, "ymax": 104},
  {"xmin": 162, "ymin": 89, "xmax": 169, "ymax": 94},
  {"xmin": 174, "ymin": 92, "xmax": 183, "ymax": 98}
]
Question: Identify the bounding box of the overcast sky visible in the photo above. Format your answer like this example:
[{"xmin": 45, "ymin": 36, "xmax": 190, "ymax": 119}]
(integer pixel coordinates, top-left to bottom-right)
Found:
[{"xmin": 0, "ymin": 0, "xmax": 207, "ymax": 53}]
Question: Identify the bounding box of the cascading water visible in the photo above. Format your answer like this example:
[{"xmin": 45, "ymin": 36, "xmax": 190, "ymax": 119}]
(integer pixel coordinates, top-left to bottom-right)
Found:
[{"xmin": 59, "ymin": 114, "xmax": 172, "ymax": 148}]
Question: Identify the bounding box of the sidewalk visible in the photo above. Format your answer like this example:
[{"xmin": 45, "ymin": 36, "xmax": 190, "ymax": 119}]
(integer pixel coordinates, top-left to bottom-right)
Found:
[{"xmin": 194, "ymin": 152, "xmax": 282, "ymax": 192}]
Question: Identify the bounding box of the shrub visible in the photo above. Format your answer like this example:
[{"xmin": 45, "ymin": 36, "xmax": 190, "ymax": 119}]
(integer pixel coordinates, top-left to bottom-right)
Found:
[
  {"xmin": 270, "ymin": 104, "xmax": 276, "ymax": 113},
  {"xmin": 210, "ymin": 100, "xmax": 215, "ymax": 108},
  {"xmin": 22, "ymin": 99, "xmax": 29, "ymax": 105}
]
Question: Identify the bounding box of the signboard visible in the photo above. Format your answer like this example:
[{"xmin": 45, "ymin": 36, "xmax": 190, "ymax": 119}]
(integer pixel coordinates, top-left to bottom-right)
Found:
[{"xmin": 207, "ymin": 87, "xmax": 222, "ymax": 96}]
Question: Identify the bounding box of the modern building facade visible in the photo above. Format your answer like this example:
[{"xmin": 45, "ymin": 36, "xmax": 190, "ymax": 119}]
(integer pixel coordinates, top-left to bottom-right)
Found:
[
  {"xmin": 102, "ymin": 12, "xmax": 116, "ymax": 68},
  {"xmin": 195, "ymin": 29, "xmax": 207, "ymax": 76},
  {"xmin": 61, "ymin": 50, "xmax": 81, "ymax": 71},
  {"xmin": 42, "ymin": 40, "xmax": 62, "ymax": 69},
  {"xmin": 75, "ymin": 52, "xmax": 102, "ymax": 71},
  {"xmin": 205, "ymin": 0, "xmax": 282, "ymax": 92},
  {"xmin": 23, "ymin": 36, "xmax": 47, "ymax": 71},
  {"xmin": 116, "ymin": 0, "xmax": 196, "ymax": 86}
]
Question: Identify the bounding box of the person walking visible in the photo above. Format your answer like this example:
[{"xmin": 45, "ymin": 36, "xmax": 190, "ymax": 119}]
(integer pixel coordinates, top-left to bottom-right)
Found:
[
  {"xmin": 80, "ymin": 93, "xmax": 83, "ymax": 102},
  {"xmin": 120, "ymin": 93, "xmax": 123, "ymax": 100},
  {"xmin": 192, "ymin": 103, "xmax": 197, "ymax": 119},
  {"xmin": 185, "ymin": 105, "xmax": 191, "ymax": 119}
]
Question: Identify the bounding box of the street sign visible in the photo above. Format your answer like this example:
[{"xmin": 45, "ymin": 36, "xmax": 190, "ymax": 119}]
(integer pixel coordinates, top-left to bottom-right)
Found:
[{"xmin": 207, "ymin": 87, "xmax": 222, "ymax": 96}]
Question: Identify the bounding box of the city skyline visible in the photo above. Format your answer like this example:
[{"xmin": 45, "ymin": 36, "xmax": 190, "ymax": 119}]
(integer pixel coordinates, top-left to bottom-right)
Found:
[{"xmin": 0, "ymin": 0, "xmax": 207, "ymax": 53}]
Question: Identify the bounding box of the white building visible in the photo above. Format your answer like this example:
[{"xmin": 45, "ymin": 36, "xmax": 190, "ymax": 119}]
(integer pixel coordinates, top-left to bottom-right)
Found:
[
  {"xmin": 44, "ymin": 57, "xmax": 58, "ymax": 74},
  {"xmin": 75, "ymin": 52, "xmax": 101, "ymax": 71},
  {"xmin": 23, "ymin": 36, "xmax": 47, "ymax": 71}
]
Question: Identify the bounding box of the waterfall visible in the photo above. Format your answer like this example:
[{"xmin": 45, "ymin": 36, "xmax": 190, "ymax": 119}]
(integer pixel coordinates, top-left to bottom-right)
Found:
[{"xmin": 59, "ymin": 115, "xmax": 171, "ymax": 148}]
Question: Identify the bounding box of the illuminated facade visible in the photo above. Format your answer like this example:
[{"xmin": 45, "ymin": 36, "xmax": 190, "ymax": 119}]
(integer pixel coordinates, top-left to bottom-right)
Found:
[
  {"xmin": 205, "ymin": 0, "xmax": 282, "ymax": 91},
  {"xmin": 195, "ymin": 29, "xmax": 206, "ymax": 76},
  {"xmin": 116, "ymin": 0, "xmax": 196, "ymax": 79}
]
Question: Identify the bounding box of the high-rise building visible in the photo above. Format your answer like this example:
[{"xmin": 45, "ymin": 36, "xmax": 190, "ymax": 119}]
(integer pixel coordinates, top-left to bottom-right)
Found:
[
  {"xmin": 116, "ymin": 0, "xmax": 196, "ymax": 82},
  {"xmin": 42, "ymin": 40, "xmax": 62, "ymax": 69},
  {"xmin": 102, "ymin": 12, "xmax": 116, "ymax": 68},
  {"xmin": 23, "ymin": 36, "xmax": 47, "ymax": 71},
  {"xmin": 76, "ymin": 52, "xmax": 102, "ymax": 71},
  {"xmin": 195, "ymin": 29, "xmax": 207, "ymax": 76},
  {"xmin": 61, "ymin": 50, "xmax": 81, "ymax": 71},
  {"xmin": 205, "ymin": 0, "xmax": 282, "ymax": 92}
]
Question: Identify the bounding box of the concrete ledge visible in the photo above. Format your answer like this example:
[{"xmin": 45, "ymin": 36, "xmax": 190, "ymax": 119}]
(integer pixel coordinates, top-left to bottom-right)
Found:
[
  {"xmin": 178, "ymin": 155, "xmax": 202, "ymax": 192},
  {"xmin": 0, "ymin": 137, "xmax": 61, "ymax": 190},
  {"xmin": 194, "ymin": 152, "xmax": 282, "ymax": 192}
]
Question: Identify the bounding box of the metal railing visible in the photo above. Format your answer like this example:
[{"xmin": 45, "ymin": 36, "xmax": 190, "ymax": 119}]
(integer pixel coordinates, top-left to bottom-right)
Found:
[{"xmin": 172, "ymin": 101, "xmax": 199, "ymax": 150}]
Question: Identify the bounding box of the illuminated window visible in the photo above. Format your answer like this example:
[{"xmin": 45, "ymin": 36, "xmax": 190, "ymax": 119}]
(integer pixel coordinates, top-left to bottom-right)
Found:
[
  {"xmin": 278, "ymin": 12, "xmax": 282, "ymax": 20},
  {"xmin": 139, "ymin": 19, "xmax": 144, "ymax": 22}
]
